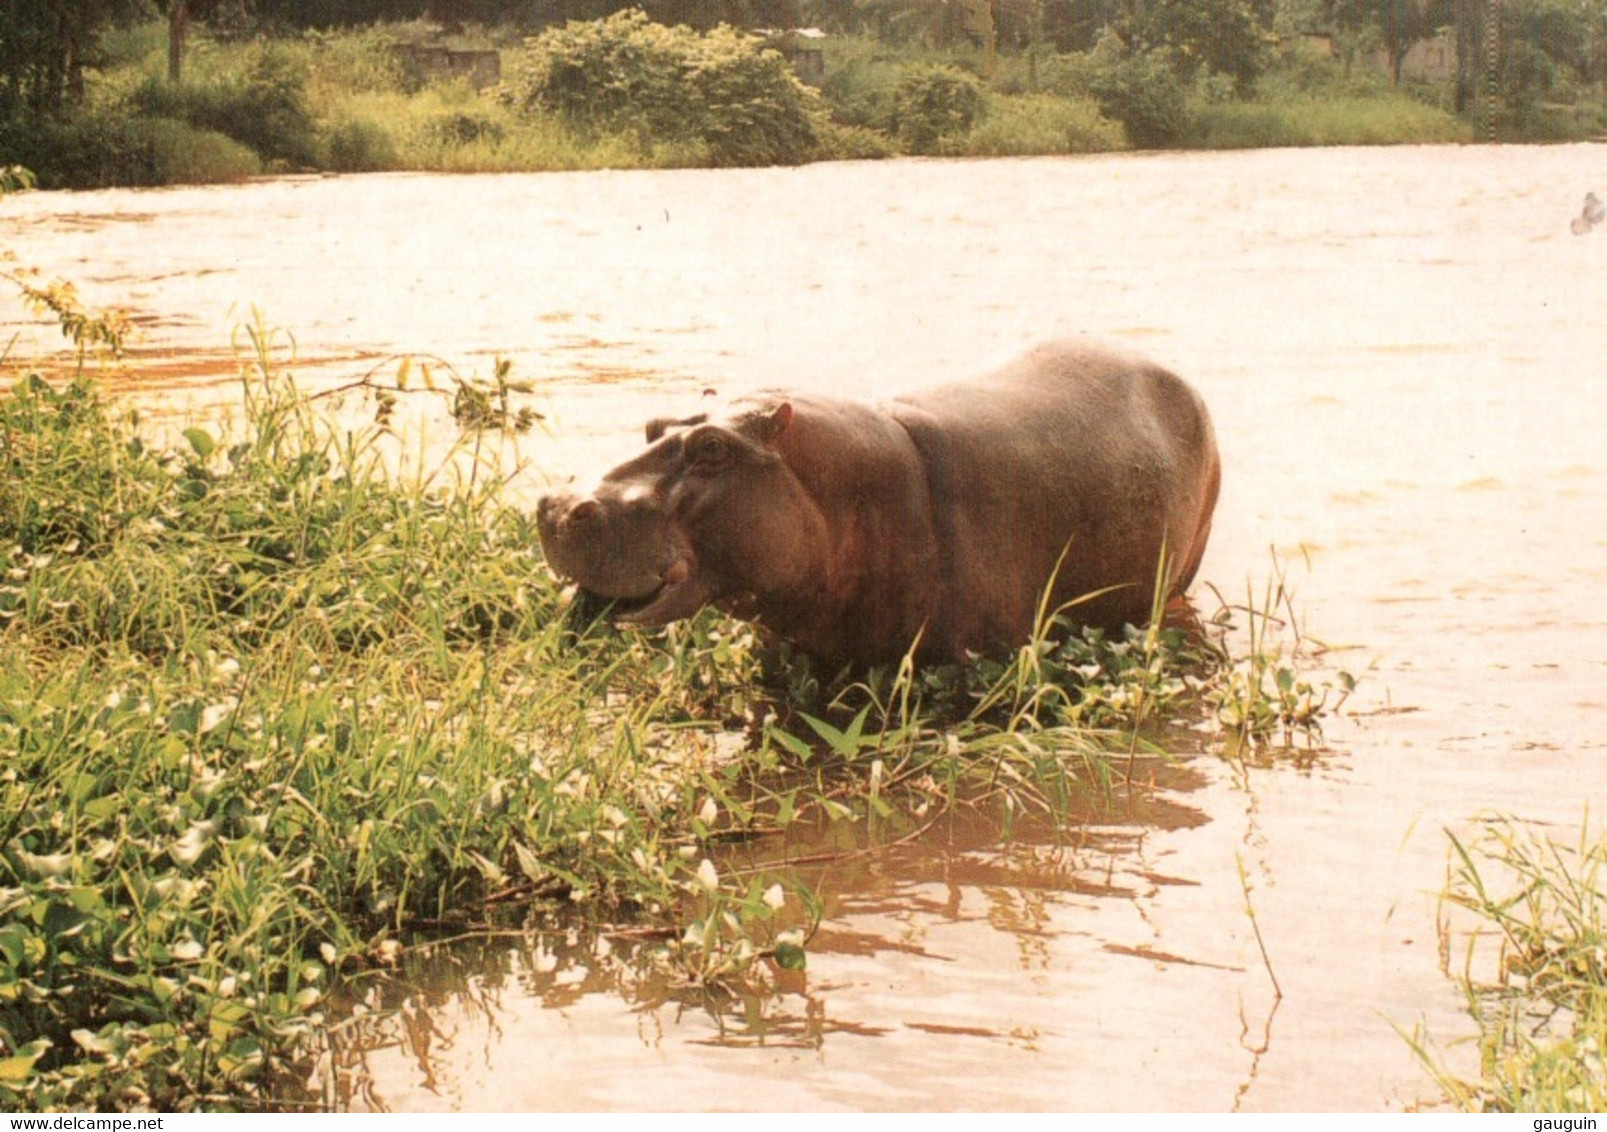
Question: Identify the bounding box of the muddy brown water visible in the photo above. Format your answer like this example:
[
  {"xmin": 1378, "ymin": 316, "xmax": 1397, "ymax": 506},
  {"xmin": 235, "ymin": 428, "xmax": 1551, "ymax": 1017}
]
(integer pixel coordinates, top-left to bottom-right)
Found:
[{"xmin": 3, "ymin": 145, "xmax": 1604, "ymax": 1111}]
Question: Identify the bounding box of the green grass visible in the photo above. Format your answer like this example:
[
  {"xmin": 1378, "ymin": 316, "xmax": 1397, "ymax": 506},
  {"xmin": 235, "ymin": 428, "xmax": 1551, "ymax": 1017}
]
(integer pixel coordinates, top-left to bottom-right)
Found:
[
  {"xmin": 0, "ymin": 272, "xmax": 1354, "ymax": 1109},
  {"xmin": 1190, "ymin": 92, "xmax": 1471, "ymax": 148},
  {"xmin": 1413, "ymin": 816, "xmax": 1607, "ymax": 1112}
]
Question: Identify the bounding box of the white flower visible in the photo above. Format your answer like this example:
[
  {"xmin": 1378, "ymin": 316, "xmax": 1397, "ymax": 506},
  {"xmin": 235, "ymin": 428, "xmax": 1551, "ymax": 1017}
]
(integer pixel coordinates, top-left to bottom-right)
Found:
[
  {"xmin": 169, "ymin": 820, "xmax": 217, "ymax": 866},
  {"xmin": 199, "ymin": 697, "xmax": 237, "ymax": 735},
  {"xmin": 762, "ymin": 883, "xmax": 786, "ymax": 911},
  {"xmin": 695, "ymin": 858, "xmax": 719, "ymax": 893}
]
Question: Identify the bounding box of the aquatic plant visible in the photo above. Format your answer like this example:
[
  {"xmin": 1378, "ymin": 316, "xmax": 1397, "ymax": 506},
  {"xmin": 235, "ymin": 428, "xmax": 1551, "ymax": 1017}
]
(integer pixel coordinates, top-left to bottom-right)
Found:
[
  {"xmin": 1200, "ymin": 552, "xmax": 1357, "ymax": 758},
  {"xmin": 1410, "ymin": 816, "xmax": 1607, "ymax": 1112}
]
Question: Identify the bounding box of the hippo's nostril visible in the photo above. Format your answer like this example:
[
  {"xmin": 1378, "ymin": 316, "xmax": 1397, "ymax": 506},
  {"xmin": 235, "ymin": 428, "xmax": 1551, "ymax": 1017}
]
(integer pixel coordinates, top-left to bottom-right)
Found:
[{"xmin": 567, "ymin": 500, "xmax": 600, "ymax": 525}]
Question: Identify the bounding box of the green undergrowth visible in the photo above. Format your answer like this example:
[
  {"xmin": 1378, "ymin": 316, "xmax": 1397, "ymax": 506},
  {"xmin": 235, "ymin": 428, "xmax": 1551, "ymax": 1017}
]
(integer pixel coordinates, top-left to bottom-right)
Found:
[
  {"xmin": 1411, "ymin": 816, "xmax": 1607, "ymax": 1112},
  {"xmin": 1189, "ymin": 92, "xmax": 1470, "ymax": 148},
  {"xmin": 0, "ymin": 308, "xmax": 1353, "ymax": 1108}
]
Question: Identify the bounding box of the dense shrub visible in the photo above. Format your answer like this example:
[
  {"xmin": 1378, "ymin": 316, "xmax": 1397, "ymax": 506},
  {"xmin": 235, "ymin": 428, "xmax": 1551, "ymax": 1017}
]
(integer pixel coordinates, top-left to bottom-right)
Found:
[
  {"xmin": 125, "ymin": 117, "xmax": 265, "ymax": 182},
  {"xmin": 1083, "ymin": 51, "xmax": 1191, "ymax": 148},
  {"xmin": 815, "ymin": 38, "xmax": 905, "ymax": 130},
  {"xmin": 426, "ymin": 108, "xmax": 507, "ymax": 145},
  {"xmin": 320, "ymin": 114, "xmax": 399, "ymax": 171},
  {"xmin": 502, "ymin": 10, "xmax": 824, "ymax": 166},
  {"xmin": 815, "ymin": 119, "xmax": 896, "ymax": 160},
  {"xmin": 962, "ymin": 93, "xmax": 1122, "ymax": 156},
  {"xmin": 890, "ymin": 64, "xmax": 986, "ymax": 154},
  {"xmin": 0, "ymin": 111, "xmax": 259, "ymax": 188},
  {"xmin": 126, "ymin": 45, "xmax": 319, "ymax": 168}
]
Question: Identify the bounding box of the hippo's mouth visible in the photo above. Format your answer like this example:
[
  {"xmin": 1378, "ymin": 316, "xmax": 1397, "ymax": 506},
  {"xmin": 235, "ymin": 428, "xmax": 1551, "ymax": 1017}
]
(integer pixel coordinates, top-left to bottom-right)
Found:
[{"xmin": 578, "ymin": 556, "xmax": 711, "ymax": 627}]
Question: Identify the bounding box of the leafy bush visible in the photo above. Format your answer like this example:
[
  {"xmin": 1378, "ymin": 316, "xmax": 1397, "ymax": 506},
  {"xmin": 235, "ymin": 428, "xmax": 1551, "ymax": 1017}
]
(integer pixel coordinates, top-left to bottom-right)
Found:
[
  {"xmin": 1084, "ymin": 51, "xmax": 1191, "ymax": 148},
  {"xmin": 816, "ymin": 38, "xmax": 906, "ymax": 130},
  {"xmin": 320, "ymin": 114, "xmax": 399, "ymax": 171},
  {"xmin": 961, "ymin": 92, "xmax": 1121, "ymax": 156},
  {"xmin": 502, "ymin": 10, "xmax": 824, "ymax": 166},
  {"xmin": 0, "ymin": 111, "xmax": 258, "ymax": 188},
  {"xmin": 124, "ymin": 117, "xmax": 265, "ymax": 183},
  {"xmin": 815, "ymin": 119, "xmax": 896, "ymax": 160},
  {"xmin": 890, "ymin": 63, "xmax": 986, "ymax": 154},
  {"xmin": 426, "ymin": 108, "xmax": 506, "ymax": 146},
  {"xmin": 125, "ymin": 45, "xmax": 319, "ymax": 168}
]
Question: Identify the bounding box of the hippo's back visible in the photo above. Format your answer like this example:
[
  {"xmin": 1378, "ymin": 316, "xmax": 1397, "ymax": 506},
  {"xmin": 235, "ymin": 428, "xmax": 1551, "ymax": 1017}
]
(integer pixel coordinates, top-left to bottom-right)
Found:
[{"xmin": 889, "ymin": 341, "xmax": 1220, "ymax": 656}]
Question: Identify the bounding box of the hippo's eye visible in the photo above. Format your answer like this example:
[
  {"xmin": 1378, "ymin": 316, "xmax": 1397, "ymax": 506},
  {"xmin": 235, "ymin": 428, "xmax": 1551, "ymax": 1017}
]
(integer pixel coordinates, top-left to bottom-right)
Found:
[{"xmin": 688, "ymin": 433, "xmax": 733, "ymax": 467}]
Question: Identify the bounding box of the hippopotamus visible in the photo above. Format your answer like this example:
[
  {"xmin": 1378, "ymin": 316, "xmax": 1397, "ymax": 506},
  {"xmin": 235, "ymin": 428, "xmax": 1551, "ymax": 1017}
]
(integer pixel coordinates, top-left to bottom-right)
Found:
[{"xmin": 536, "ymin": 341, "xmax": 1220, "ymax": 671}]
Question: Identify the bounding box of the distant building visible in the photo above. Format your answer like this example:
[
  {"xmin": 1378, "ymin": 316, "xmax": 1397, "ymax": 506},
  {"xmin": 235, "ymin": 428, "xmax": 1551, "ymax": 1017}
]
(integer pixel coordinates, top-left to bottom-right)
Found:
[
  {"xmin": 759, "ymin": 28, "xmax": 827, "ymax": 87},
  {"xmin": 1290, "ymin": 27, "xmax": 1456, "ymax": 84},
  {"xmin": 392, "ymin": 44, "xmax": 502, "ymax": 91},
  {"xmin": 1367, "ymin": 29, "xmax": 1456, "ymax": 84}
]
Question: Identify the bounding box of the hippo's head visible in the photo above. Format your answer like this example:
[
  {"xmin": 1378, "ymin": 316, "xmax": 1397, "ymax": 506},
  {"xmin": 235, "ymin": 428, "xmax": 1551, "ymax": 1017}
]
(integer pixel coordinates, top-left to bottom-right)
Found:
[{"xmin": 536, "ymin": 398, "xmax": 828, "ymax": 627}]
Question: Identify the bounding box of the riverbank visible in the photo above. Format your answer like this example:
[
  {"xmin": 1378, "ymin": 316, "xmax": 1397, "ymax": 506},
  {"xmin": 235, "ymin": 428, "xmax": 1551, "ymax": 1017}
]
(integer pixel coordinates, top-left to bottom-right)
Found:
[{"xmin": 4, "ymin": 17, "xmax": 1571, "ymax": 190}]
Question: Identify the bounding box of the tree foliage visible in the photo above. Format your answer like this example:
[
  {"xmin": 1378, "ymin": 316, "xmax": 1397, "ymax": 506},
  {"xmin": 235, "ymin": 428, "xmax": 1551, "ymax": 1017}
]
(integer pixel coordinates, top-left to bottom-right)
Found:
[
  {"xmin": 0, "ymin": 0, "xmax": 145, "ymax": 119},
  {"xmin": 1119, "ymin": 0, "xmax": 1277, "ymax": 91}
]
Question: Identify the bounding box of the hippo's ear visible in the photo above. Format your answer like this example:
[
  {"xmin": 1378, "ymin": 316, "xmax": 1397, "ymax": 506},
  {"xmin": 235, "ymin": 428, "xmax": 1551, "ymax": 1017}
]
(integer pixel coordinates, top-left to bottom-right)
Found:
[{"xmin": 761, "ymin": 402, "xmax": 794, "ymax": 442}]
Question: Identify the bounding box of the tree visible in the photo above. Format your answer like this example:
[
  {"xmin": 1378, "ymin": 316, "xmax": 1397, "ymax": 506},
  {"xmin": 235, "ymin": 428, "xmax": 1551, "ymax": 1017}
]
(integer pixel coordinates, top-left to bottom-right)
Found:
[
  {"xmin": 1452, "ymin": 0, "xmax": 1596, "ymax": 128},
  {"xmin": 149, "ymin": 1, "xmax": 231, "ymax": 86},
  {"xmin": 1328, "ymin": 0, "xmax": 1450, "ymax": 84},
  {"xmin": 170, "ymin": 0, "xmax": 189, "ymax": 84},
  {"xmin": 0, "ymin": 0, "xmax": 145, "ymax": 119},
  {"xmin": 1120, "ymin": 0, "xmax": 1277, "ymax": 91}
]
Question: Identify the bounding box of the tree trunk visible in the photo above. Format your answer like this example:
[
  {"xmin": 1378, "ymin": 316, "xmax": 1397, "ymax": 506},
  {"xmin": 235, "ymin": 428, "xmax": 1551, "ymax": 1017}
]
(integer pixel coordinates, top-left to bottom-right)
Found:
[
  {"xmin": 1454, "ymin": 0, "xmax": 1485, "ymax": 115},
  {"xmin": 170, "ymin": 1, "xmax": 189, "ymax": 87}
]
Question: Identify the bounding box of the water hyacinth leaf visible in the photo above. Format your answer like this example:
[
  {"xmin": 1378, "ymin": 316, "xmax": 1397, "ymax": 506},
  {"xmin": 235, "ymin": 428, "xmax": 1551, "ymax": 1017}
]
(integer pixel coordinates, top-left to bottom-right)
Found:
[
  {"xmin": 182, "ymin": 427, "xmax": 217, "ymax": 459},
  {"xmin": 168, "ymin": 700, "xmax": 203, "ymax": 736},
  {"xmin": 0, "ymin": 926, "xmax": 29, "ymax": 967},
  {"xmin": 219, "ymin": 1034, "xmax": 264, "ymax": 1078},
  {"xmin": 71, "ymin": 1028, "xmax": 121, "ymax": 1055},
  {"xmin": 0, "ymin": 1039, "xmax": 50, "ymax": 1084},
  {"xmin": 209, "ymin": 999, "xmax": 250, "ymax": 1043},
  {"xmin": 773, "ymin": 941, "xmax": 807, "ymax": 971}
]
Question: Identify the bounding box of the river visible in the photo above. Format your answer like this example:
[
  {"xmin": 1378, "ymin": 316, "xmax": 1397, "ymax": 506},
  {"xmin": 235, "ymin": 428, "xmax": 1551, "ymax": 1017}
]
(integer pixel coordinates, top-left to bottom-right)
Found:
[{"xmin": 2, "ymin": 144, "xmax": 1603, "ymax": 1111}]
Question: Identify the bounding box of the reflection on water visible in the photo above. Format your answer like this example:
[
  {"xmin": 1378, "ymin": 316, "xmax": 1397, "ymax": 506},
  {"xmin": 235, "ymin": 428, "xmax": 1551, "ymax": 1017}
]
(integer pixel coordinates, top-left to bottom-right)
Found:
[
  {"xmin": 326, "ymin": 758, "xmax": 1237, "ymax": 1112},
  {"xmin": 3, "ymin": 144, "xmax": 1604, "ymax": 1110}
]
